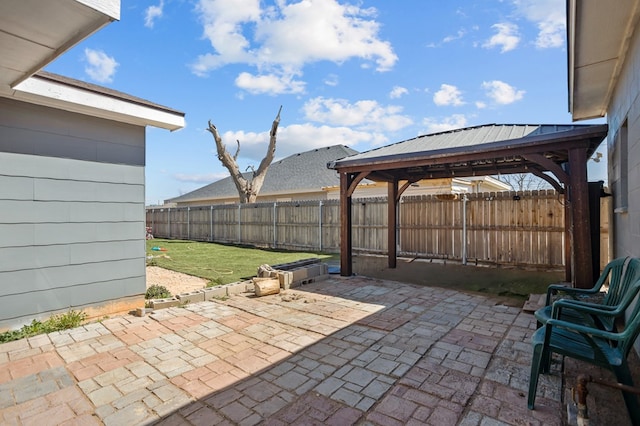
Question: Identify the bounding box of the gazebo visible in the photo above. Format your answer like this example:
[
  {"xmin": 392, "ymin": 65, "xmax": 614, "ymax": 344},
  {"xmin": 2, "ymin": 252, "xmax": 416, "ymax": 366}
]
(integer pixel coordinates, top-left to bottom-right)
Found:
[{"xmin": 328, "ymin": 123, "xmax": 608, "ymax": 288}]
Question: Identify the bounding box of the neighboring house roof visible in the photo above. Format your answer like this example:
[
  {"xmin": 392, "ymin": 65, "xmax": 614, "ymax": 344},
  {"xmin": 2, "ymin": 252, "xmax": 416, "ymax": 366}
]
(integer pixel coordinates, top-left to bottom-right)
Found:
[
  {"xmin": 567, "ymin": 0, "xmax": 640, "ymax": 120},
  {"xmin": 168, "ymin": 145, "xmax": 359, "ymax": 204}
]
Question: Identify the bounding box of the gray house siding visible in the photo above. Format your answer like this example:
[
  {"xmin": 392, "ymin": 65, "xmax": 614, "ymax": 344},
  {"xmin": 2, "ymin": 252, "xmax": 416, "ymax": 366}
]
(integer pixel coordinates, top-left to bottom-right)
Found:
[
  {"xmin": 607, "ymin": 23, "xmax": 640, "ymax": 260},
  {"xmin": 0, "ymin": 98, "xmax": 146, "ymax": 329}
]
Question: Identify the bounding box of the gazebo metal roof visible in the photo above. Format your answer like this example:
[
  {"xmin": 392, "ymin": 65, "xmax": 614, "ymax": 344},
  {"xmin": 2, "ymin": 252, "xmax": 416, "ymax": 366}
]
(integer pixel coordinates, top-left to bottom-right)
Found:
[{"xmin": 328, "ymin": 123, "xmax": 609, "ymax": 288}]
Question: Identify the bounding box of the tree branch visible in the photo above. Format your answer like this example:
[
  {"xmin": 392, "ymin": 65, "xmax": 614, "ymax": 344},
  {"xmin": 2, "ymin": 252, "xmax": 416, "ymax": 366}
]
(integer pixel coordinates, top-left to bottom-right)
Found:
[
  {"xmin": 207, "ymin": 120, "xmax": 248, "ymax": 197},
  {"xmin": 254, "ymin": 105, "xmax": 282, "ymax": 177}
]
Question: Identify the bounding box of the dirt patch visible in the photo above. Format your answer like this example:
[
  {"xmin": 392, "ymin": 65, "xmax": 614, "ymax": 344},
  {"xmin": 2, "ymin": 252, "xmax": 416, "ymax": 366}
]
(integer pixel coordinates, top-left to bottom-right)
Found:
[
  {"xmin": 352, "ymin": 254, "xmax": 564, "ymax": 307},
  {"xmin": 146, "ymin": 266, "xmax": 209, "ymax": 296}
]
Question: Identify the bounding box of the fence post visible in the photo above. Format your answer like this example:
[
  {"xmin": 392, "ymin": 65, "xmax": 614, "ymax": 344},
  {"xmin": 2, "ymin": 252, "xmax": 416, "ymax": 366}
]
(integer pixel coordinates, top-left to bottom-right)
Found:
[
  {"xmin": 187, "ymin": 207, "xmax": 190, "ymax": 240},
  {"xmin": 238, "ymin": 204, "xmax": 241, "ymax": 243},
  {"xmin": 462, "ymin": 194, "xmax": 467, "ymax": 265},
  {"xmin": 210, "ymin": 205, "xmax": 213, "ymax": 242},
  {"xmin": 273, "ymin": 202, "xmax": 277, "ymax": 248},
  {"xmin": 168, "ymin": 208, "xmax": 171, "ymax": 238},
  {"xmin": 319, "ymin": 200, "xmax": 323, "ymax": 252}
]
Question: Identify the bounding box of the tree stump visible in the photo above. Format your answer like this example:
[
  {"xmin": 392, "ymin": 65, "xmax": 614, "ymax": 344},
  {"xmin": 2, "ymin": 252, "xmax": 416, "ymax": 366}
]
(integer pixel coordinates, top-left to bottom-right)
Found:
[{"xmin": 253, "ymin": 277, "xmax": 280, "ymax": 296}]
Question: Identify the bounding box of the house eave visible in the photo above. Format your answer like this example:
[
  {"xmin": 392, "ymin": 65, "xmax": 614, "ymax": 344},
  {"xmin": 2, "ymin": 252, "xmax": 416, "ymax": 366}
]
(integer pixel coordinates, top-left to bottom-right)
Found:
[
  {"xmin": 8, "ymin": 75, "xmax": 185, "ymax": 131},
  {"xmin": 568, "ymin": 0, "xmax": 640, "ymax": 121},
  {"xmin": 0, "ymin": 0, "xmax": 120, "ymax": 91}
]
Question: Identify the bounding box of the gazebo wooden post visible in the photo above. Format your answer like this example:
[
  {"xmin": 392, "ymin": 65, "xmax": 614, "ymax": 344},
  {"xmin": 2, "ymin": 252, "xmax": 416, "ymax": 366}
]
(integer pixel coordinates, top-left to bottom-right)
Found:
[
  {"xmin": 340, "ymin": 172, "xmax": 353, "ymax": 276},
  {"xmin": 568, "ymin": 147, "xmax": 593, "ymax": 288},
  {"xmin": 388, "ymin": 180, "xmax": 398, "ymax": 268},
  {"xmin": 564, "ymin": 190, "xmax": 573, "ymax": 283}
]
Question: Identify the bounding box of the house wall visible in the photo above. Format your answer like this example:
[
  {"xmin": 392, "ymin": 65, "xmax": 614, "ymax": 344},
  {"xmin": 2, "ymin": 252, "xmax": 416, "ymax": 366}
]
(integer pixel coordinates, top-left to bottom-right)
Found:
[
  {"xmin": 607, "ymin": 24, "xmax": 640, "ymax": 260},
  {"xmin": 0, "ymin": 98, "xmax": 146, "ymax": 330}
]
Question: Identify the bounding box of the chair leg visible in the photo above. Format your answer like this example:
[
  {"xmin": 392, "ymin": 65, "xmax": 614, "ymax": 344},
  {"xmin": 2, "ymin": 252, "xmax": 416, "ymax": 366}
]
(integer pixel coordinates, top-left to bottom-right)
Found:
[
  {"xmin": 528, "ymin": 341, "xmax": 545, "ymax": 409},
  {"xmin": 613, "ymin": 364, "xmax": 640, "ymax": 425},
  {"xmin": 541, "ymin": 325, "xmax": 553, "ymax": 374}
]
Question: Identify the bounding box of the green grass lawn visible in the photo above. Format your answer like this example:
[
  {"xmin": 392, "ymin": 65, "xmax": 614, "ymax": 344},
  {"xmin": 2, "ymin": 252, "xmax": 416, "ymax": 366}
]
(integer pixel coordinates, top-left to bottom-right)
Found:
[{"xmin": 146, "ymin": 239, "xmax": 336, "ymax": 285}]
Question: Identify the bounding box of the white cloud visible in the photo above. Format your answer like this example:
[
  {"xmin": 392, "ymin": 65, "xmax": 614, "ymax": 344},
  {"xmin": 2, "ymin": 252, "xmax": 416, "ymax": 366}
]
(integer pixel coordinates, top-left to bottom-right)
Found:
[
  {"xmin": 83, "ymin": 48, "xmax": 118, "ymax": 83},
  {"xmin": 443, "ymin": 29, "xmax": 466, "ymax": 43},
  {"xmin": 145, "ymin": 1, "xmax": 164, "ymax": 28},
  {"xmin": 433, "ymin": 84, "xmax": 465, "ymax": 106},
  {"xmin": 302, "ymin": 97, "xmax": 413, "ymax": 132},
  {"xmin": 482, "ymin": 80, "xmax": 525, "ymax": 104},
  {"xmin": 173, "ymin": 172, "xmax": 227, "ymax": 183},
  {"xmin": 483, "ymin": 23, "xmax": 520, "ymax": 53},
  {"xmin": 512, "ymin": 0, "xmax": 565, "ymax": 48},
  {"xmin": 192, "ymin": 0, "xmax": 397, "ymax": 94},
  {"xmin": 324, "ymin": 74, "xmax": 339, "ymax": 87},
  {"xmin": 423, "ymin": 114, "xmax": 468, "ymax": 133},
  {"xmin": 475, "ymin": 101, "xmax": 487, "ymax": 109},
  {"xmin": 219, "ymin": 123, "xmax": 387, "ymax": 163},
  {"xmin": 235, "ymin": 71, "xmax": 306, "ymax": 95},
  {"xmin": 389, "ymin": 86, "xmax": 408, "ymax": 99}
]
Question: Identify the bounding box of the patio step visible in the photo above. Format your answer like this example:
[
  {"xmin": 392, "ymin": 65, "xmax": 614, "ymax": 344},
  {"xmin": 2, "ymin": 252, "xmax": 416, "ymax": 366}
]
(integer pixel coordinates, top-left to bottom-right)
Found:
[{"xmin": 522, "ymin": 293, "xmax": 545, "ymax": 313}]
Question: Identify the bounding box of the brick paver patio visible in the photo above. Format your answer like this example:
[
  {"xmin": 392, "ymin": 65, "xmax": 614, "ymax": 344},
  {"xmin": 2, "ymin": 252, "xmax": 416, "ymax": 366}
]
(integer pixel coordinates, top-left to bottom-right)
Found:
[{"xmin": 0, "ymin": 276, "xmax": 562, "ymax": 425}]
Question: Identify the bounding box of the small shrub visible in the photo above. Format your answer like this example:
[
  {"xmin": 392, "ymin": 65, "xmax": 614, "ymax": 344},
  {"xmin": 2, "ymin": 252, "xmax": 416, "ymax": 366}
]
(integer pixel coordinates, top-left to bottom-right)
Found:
[
  {"xmin": 0, "ymin": 310, "xmax": 87, "ymax": 343},
  {"xmin": 145, "ymin": 284, "xmax": 171, "ymax": 299}
]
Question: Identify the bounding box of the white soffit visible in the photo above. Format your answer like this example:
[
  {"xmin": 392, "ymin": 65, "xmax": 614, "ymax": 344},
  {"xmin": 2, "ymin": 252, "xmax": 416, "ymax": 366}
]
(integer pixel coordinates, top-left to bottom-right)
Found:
[
  {"xmin": 12, "ymin": 76, "xmax": 185, "ymax": 131},
  {"xmin": 568, "ymin": 0, "xmax": 640, "ymax": 120},
  {"xmin": 0, "ymin": 0, "xmax": 119, "ymax": 92}
]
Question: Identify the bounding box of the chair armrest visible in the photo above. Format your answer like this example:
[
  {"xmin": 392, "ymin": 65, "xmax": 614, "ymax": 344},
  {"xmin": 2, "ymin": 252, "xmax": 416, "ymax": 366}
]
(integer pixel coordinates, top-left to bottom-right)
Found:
[
  {"xmin": 551, "ymin": 299, "xmax": 618, "ymax": 319},
  {"xmin": 546, "ymin": 318, "xmax": 621, "ymax": 341},
  {"xmin": 545, "ymin": 283, "xmax": 598, "ymax": 306}
]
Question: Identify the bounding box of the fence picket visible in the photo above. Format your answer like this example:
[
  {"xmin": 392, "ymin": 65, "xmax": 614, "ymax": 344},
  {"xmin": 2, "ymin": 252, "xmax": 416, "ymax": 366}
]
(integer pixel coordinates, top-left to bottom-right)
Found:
[{"xmin": 146, "ymin": 190, "xmax": 608, "ymax": 269}]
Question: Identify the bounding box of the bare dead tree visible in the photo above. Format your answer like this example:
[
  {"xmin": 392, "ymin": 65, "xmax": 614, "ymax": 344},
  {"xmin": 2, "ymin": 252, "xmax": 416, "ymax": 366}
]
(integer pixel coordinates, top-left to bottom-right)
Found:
[{"xmin": 207, "ymin": 106, "xmax": 282, "ymax": 203}]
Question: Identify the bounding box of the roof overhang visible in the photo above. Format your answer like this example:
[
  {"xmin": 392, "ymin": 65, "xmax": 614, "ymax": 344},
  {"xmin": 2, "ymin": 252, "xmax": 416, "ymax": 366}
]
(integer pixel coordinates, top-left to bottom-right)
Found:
[
  {"xmin": 568, "ymin": 0, "xmax": 640, "ymax": 120},
  {"xmin": 0, "ymin": 0, "xmax": 185, "ymax": 131},
  {"xmin": 0, "ymin": 0, "xmax": 119, "ymax": 92},
  {"xmin": 12, "ymin": 72, "xmax": 185, "ymax": 131}
]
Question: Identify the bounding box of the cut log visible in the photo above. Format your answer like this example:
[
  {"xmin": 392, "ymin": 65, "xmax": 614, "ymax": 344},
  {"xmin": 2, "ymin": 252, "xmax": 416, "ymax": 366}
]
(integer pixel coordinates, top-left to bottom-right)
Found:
[{"xmin": 253, "ymin": 277, "xmax": 280, "ymax": 297}]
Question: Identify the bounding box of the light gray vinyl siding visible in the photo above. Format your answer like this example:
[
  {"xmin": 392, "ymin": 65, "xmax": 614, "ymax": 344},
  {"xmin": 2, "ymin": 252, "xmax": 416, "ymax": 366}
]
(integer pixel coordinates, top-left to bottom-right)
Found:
[
  {"xmin": 0, "ymin": 97, "xmax": 145, "ymax": 166},
  {"xmin": 0, "ymin": 100, "xmax": 147, "ymax": 328},
  {"xmin": 608, "ymin": 17, "xmax": 640, "ymax": 260}
]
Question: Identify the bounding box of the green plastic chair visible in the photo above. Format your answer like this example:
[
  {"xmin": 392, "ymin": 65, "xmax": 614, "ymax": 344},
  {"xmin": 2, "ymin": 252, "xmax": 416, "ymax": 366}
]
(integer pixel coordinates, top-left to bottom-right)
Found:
[
  {"xmin": 528, "ymin": 278, "xmax": 640, "ymax": 424},
  {"xmin": 536, "ymin": 257, "xmax": 640, "ymax": 331}
]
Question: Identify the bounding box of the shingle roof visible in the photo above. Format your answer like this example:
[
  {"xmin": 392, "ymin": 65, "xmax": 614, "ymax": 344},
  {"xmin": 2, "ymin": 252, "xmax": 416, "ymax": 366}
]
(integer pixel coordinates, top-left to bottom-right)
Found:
[{"xmin": 168, "ymin": 144, "xmax": 358, "ymax": 203}]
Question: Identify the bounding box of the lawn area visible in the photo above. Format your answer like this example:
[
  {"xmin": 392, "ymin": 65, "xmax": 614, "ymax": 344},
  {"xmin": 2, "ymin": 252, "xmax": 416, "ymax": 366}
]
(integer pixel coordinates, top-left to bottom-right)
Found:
[{"xmin": 146, "ymin": 239, "xmax": 336, "ymax": 285}]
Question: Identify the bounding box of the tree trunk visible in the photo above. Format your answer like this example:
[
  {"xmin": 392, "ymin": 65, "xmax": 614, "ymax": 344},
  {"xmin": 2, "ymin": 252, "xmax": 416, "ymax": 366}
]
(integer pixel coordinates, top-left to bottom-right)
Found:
[{"xmin": 207, "ymin": 106, "xmax": 282, "ymax": 203}]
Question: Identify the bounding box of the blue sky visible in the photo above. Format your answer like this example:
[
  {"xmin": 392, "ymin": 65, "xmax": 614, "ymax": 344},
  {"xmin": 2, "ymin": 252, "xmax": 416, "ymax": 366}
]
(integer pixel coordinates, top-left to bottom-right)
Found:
[{"xmin": 44, "ymin": 0, "xmax": 607, "ymax": 205}]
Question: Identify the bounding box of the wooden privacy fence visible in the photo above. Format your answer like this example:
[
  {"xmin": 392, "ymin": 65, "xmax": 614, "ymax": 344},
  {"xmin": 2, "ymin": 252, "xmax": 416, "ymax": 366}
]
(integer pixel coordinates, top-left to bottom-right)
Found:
[{"xmin": 146, "ymin": 190, "xmax": 610, "ymax": 269}]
